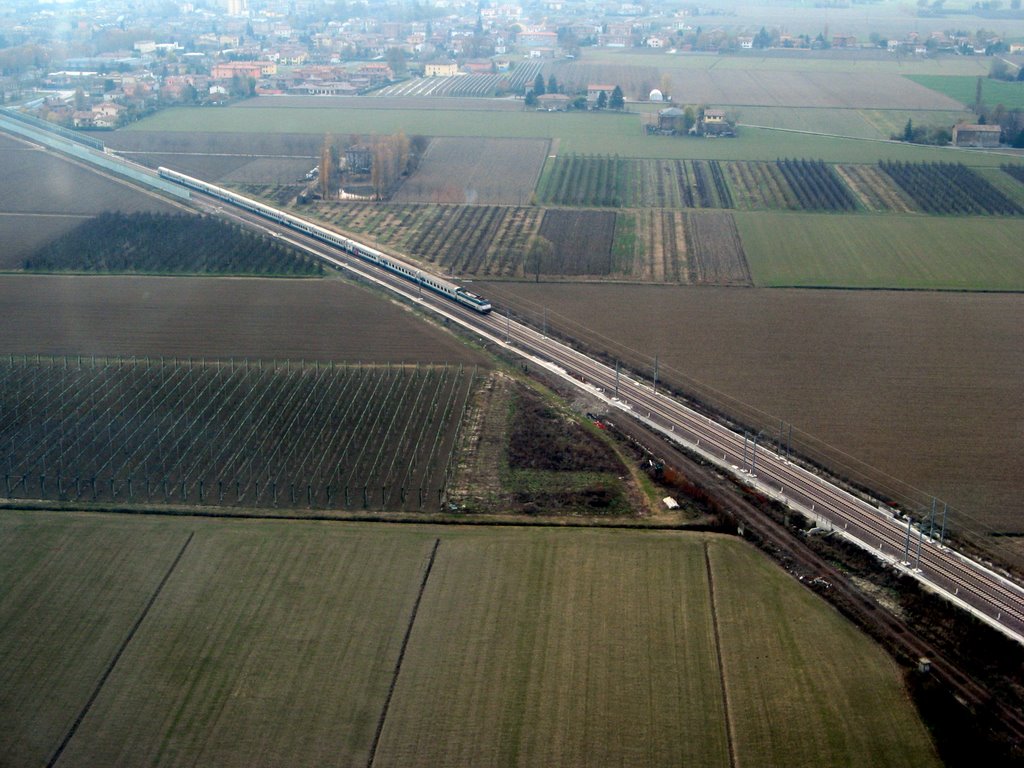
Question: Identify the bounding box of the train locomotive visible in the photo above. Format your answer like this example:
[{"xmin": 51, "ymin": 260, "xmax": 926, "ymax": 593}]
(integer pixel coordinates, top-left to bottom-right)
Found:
[{"xmin": 157, "ymin": 167, "xmax": 492, "ymax": 314}]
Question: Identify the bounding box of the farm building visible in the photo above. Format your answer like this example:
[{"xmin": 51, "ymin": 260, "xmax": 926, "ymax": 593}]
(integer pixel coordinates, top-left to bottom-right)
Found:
[
  {"xmin": 587, "ymin": 83, "xmax": 615, "ymax": 106},
  {"xmin": 537, "ymin": 93, "xmax": 571, "ymax": 111},
  {"xmin": 345, "ymin": 145, "xmax": 373, "ymax": 174},
  {"xmin": 425, "ymin": 62, "xmax": 458, "ymax": 77},
  {"xmin": 649, "ymin": 88, "xmax": 664, "ymax": 102},
  {"xmin": 952, "ymin": 124, "xmax": 1001, "ymax": 148},
  {"xmin": 701, "ymin": 109, "xmax": 735, "ymax": 136},
  {"xmin": 657, "ymin": 107, "xmax": 688, "ymax": 133}
]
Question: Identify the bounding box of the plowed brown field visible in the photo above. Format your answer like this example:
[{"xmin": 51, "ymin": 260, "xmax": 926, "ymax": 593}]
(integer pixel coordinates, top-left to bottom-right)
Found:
[
  {"xmin": 476, "ymin": 282, "xmax": 1024, "ymax": 563},
  {"xmin": 393, "ymin": 138, "xmax": 548, "ymax": 205},
  {"xmin": 0, "ymin": 275, "xmax": 486, "ymax": 365}
]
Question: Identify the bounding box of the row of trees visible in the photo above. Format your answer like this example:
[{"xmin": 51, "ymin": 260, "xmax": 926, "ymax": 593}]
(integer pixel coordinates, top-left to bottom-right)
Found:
[
  {"xmin": 24, "ymin": 212, "xmax": 323, "ymax": 275},
  {"xmin": 525, "ymin": 74, "xmax": 625, "ymax": 110},
  {"xmin": 879, "ymin": 161, "xmax": 1022, "ymax": 215},
  {"xmin": 317, "ymin": 133, "xmax": 428, "ymax": 200}
]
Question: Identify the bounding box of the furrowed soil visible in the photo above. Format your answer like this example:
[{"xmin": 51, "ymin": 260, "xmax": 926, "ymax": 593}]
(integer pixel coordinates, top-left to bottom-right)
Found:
[
  {"xmin": 0, "ymin": 511, "xmax": 939, "ymax": 768},
  {"xmin": 0, "ymin": 275, "xmax": 486, "ymax": 365},
  {"xmin": 538, "ymin": 209, "xmax": 617, "ymax": 276},
  {"xmin": 474, "ymin": 282, "xmax": 1024, "ymax": 564},
  {"xmin": 0, "ymin": 214, "xmax": 89, "ymax": 269},
  {"xmin": 0, "ymin": 142, "xmax": 180, "ymax": 267},
  {"xmin": 0, "ymin": 144, "xmax": 177, "ymax": 217},
  {"xmin": 392, "ymin": 137, "xmax": 548, "ymax": 205}
]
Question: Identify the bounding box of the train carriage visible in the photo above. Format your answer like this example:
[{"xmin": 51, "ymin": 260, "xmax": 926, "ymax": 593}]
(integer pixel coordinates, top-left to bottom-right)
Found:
[{"xmin": 157, "ymin": 167, "xmax": 491, "ymax": 314}]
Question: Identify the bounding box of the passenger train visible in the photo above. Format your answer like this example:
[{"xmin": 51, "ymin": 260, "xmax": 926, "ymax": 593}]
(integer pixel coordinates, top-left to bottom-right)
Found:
[{"xmin": 157, "ymin": 166, "xmax": 492, "ymax": 314}]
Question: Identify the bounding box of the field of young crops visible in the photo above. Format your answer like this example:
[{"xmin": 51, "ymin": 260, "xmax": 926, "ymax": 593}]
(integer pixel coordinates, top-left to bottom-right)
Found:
[
  {"xmin": 737, "ymin": 211, "xmax": 1024, "ymax": 290},
  {"xmin": 907, "ymin": 75, "xmax": 1024, "ymax": 110},
  {"xmin": 0, "ymin": 358, "xmax": 476, "ymax": 511},
  {"xmin": 0, "ymin": 513, "xmax": 941, "ymax": 768}
]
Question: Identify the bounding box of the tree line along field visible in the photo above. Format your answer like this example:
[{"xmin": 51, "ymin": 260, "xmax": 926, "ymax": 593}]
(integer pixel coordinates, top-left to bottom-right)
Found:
[
  {"xmin": 23, "ymin": 212, "xmax": 323, "ymax": 276},
  {"xmin": 0, "ymin": 357, "xmax": 476, "ymax": 512},
  {"xmin": 0, "ymin": 512, "xmax": 941, "ymax": 768}
]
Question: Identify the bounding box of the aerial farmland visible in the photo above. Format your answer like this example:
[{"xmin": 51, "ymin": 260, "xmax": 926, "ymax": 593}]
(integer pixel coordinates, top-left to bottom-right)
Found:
[{"xmin": 4, "ymin": 3, "xmax": 1024, "ymax": 764}]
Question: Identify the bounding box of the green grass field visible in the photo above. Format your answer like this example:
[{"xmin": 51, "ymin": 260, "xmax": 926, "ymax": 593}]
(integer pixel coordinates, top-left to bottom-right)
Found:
[
  {"xmin": 55, "ymin": 518, "xmax": 433, "ymax": 768},
  {"xmin": 0, "ymin": 514, "xmax": 190, "ymax": 767},
  {"xmin": 375, "ymin": 530, "xmax": 730, "ymax": 767},
  {"xmin": 737, "ymin": 211, "xmax": 1024, "ymax": 289},
  {"xmin": 0, "ymin": 511, "xmax": 939, "ymax": 767},
  {"xmin": 908, "ymin": 75, "xmax": 1024, "ymax": 110},
  {"xmin": 710, "ymin": 541, "xmax": 939, "ymax": 767},
  {"xmin": 737, "ymin": 107, "xmax": 973, "ymax": 140},
  {"xmin": 129, "ymin": 106, "xmax": 1014, "ymax": 164}
]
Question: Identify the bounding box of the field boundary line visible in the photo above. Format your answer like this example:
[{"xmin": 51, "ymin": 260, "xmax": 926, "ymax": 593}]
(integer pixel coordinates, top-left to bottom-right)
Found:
[
  {"xmin": 46, "ymin": 530, "xmax": 195, "ymax": 768},
  {"xmin": 705, "ymin": 540, "xmax": 738, "ymax": 768},
  {"xmin": 366, "ymin": 536, "xmax": 441, "ymax": 768}
]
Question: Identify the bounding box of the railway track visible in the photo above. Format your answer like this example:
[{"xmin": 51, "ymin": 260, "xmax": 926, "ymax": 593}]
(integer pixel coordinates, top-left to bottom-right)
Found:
[
  {"xmin": 180, "ymin": 175, "xmax": 1024, "ymax": 647},
  {"xmin": 609, "ymin": 414, "xmax": 1024, "ymax": 745}
]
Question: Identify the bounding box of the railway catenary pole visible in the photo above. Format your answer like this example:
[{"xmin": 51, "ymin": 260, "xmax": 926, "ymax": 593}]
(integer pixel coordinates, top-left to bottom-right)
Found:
[
  {"xmin": 653, "ymin": 355, "xmax": 658, "ymax": 394},
  {"xmin": 940, "ymin": 502, "xmax": 948, "ymax": 545},
  {"xmin": 902, "ymin": 517, "xmax": 912, "ymax": 564},
  {"xmin": 750, "ymin": 430, "xmax": 763, "ymax": 477},
  {"xmin": 916, "ymin": 521, "xmax": 925, "ymax": 569},
  {"xmin": 614, "ymin": 361, "xmax": 620, "ymax": 398}
]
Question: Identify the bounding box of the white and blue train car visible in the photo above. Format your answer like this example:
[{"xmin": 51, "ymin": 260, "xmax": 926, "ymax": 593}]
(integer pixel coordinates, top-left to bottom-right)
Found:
[{"xmin": 157, "ymin": 167, "xmax": 492, "ymax": 314}]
